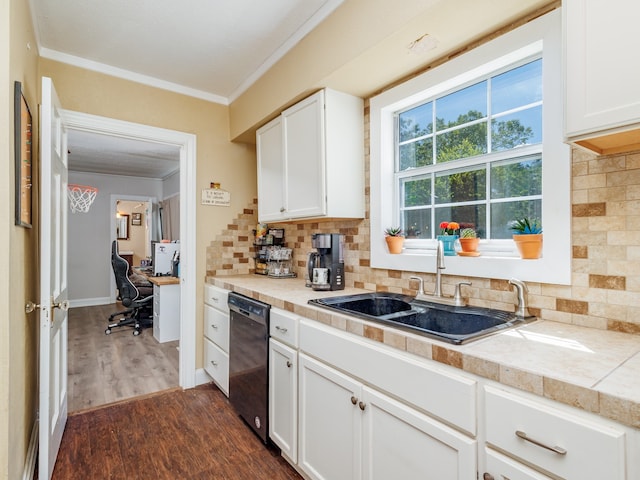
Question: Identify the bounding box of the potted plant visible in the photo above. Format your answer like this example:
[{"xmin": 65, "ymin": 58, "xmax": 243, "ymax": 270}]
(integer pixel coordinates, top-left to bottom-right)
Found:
[
  {"xmin": 510, "ymin": 217, "xmax": 543, "ymax": 259},
  {"xmin": 437, "ymin": 222, "xmax": 459, "ymax": 256},
  {"xmin": 384, "ymin": 227, "xmax": 405, "ymax": 254},
  {"xmin": 458, "ymin": 227, "xmax": 479, "ymax": 255}
]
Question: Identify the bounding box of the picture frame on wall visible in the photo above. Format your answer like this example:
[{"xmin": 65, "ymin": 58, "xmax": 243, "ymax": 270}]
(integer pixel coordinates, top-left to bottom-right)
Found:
[
  {"xmin": 131, "ymin": 212, "xmax": 142, "ymax": 226},
  {"xmin": 14, "ymin": 81, "xmax": 33, "ymax": 228}
]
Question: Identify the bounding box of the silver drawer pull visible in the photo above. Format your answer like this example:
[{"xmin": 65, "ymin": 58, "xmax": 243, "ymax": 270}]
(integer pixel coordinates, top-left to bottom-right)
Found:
[
  {"xmin": 286, "ymin": 361, "xmax": 293, "ymax": 368},
  {"xmin": 210, "ymin": 297, "xmax": 219, "ymax": 303},
  {"xmin": 515, "ymin": 430, "xmax": 567, "ymax": 455},
  {"xmin": 211, "ymin": 324, "xmax": 218, "ymax": 329},
  {"xmin": 210, "ymin": 360, "xmax": 218, "ymax": 367},
  {"xmin": 275, "ymin": 326, "xmax": 288, "ymax": 333}
]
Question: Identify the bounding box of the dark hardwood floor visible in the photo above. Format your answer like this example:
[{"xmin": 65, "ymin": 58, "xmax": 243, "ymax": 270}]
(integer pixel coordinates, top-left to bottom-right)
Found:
[
  {"xmin": 52, "ymin": 384, "xmax": 302, "ymax": 479},
  {"xmin": 68, "ymin": 303, "xmax": 179, "ymax": 412}
]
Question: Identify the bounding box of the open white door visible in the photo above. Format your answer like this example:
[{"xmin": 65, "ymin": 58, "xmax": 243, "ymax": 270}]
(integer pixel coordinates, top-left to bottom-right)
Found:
[{"xmin": 38, "ymin": 77, "xmax": 69, "ymax": 480}]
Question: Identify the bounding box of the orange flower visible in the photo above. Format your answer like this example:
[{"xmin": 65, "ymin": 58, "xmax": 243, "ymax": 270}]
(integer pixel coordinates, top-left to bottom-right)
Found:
[{"xmin": 439, "ymin": 221, "xmax": 460, "ymax": 235}]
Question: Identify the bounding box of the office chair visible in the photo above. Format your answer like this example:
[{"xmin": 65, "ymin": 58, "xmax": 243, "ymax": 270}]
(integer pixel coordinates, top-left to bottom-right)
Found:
[{"xmin": 106, "ymin": 240, "xmax": 154, "ymax": 336}]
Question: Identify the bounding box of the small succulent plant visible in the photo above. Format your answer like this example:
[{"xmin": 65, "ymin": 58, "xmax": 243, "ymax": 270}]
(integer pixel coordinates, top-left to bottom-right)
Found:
[
  {"xmin": 510, "ymin": 217, "xmax": 542, "ymax": 235},
  {"xmin": 460, "ymin": 227, "xmax": 477, "ymax": 238},
  {"xmin": 384, "ymin": 227, "xmax": 404, "ymax": 237}
]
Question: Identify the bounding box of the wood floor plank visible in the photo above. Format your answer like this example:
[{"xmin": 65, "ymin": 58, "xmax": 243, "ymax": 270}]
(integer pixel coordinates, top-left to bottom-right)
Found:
[
  {"xmin": 68, "ymin": 303, "xmax": 178, "ymax": 412},
  {"xmin": 52, "ymin": 384, "xmax": 302, "ymax": 480}
]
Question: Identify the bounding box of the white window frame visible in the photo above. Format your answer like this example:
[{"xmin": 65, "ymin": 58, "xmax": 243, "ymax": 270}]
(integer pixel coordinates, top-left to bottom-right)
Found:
[{"xmin": 370, "ymin": 9, "xmax": 571, "ymax": 284}]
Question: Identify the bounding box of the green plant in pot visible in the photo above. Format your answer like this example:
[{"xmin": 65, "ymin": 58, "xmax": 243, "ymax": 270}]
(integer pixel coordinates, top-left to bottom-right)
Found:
[
  {"xmin": 384, "ymin": 227, "xmax": 405, "ymax": 254},
  {"xmin": 458, "ymin": 227, "xmax": 479, "ymax": 255},
  {"xmin": 510, "ymin": 217, "xmax": 543, "ymax": 259}
]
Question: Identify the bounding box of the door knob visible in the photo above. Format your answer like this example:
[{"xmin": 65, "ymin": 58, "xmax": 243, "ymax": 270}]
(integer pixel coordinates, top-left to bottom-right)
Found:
[
  {"xmin": 53, "ymin": 300, "xmax": 70, "ymax": 311},
  {"xmin": 25, "ymin": 301, "xmax": 40, "ymax": 314}
]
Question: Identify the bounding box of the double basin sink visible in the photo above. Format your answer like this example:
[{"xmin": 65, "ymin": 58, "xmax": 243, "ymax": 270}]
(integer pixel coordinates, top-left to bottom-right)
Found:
[{"xmin": 308, "ymin": 292, "xmax": 535, "ymax": 345}]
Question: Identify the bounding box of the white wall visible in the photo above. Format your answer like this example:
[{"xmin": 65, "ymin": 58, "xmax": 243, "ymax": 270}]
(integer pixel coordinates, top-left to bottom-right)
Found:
[{"xmin": 68, "ymin": 171, "xmax": 162, "ymax": 305}]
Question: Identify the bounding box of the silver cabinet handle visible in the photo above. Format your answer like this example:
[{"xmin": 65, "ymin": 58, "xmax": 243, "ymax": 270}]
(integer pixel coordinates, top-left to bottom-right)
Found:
[
  {"xmin": 515, "ymin": 430, "xmax": 567, "ymax": 455},
  {"xmin": 482, "ymin": 474, "xmax": 495, "ymax": 480},
  {"xmin": 350, "ymin": 396, "xmax": 358, "ymax": 405},
  {"xmin": 358, "ymin": 401, "xmax": 366, "ymax": 411},
  {"xmin": 210, "ymin": 297, "xmax": 219, "ymax": 303},
  {"xmin": 280, "ymin": 207, "xmax": 286, "ymax": 212},
  {"xmin": 286, "ymin": 361, "xmax": 292, "ymax": 368},
  {"xmin": 275, "ymin": 326, "xmax": 288, "ymax": 333},
  {"xmin": 211, "ymin": 324, "xmax": 218, "ymax": 329},
  {"xmin": 210, "ymin": 360, "xmax": 218, "ymax": 367}
]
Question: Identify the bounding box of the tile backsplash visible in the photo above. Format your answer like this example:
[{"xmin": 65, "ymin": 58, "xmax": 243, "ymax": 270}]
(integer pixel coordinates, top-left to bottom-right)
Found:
[{"xmin": 206, "ymin": 144, "xmax": 640, "ymax": 336}]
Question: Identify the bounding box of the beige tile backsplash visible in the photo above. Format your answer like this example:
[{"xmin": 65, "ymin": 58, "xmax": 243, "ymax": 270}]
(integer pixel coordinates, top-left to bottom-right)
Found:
[{"xmin": 206, "ymin": 136, "xmax": 640, "ymax": 336}]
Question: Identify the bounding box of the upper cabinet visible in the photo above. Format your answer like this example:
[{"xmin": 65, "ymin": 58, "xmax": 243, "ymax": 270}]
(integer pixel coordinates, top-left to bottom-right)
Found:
[
  {"xmin": 256, "ymin": 89, "xmax": 364, "ymax": 222},
  {"xmin": 564, "ymin": 0, "xmax": 640, "ymax": 154}
]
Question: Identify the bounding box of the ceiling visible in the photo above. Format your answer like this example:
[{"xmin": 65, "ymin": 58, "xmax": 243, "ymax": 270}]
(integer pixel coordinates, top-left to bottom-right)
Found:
[{"xmin": 31, "ymin": 0, "xmax": 343, "ymax": 178}]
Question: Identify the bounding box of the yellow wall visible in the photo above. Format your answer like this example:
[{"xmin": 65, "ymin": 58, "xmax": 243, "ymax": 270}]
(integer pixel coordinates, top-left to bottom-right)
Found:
[
  {"xmin": 38, "ymin": 58, "xmax": 258, "ymax": 378},
  {"xmin": 2, "ymin": 0, "xmax": 40, "ymax": 478}
]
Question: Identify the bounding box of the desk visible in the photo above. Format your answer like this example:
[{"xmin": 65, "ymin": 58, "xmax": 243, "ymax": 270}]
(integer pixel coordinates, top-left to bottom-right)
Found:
[{"xmin": 134, "ymin": 268, "xmax": 180, "ymax": 343}]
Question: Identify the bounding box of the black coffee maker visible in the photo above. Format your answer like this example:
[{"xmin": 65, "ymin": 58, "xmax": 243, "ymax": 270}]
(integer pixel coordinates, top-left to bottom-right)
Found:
[{"xmin": 306, "ymin": 233, "xmax": 345, "ymax": 291}]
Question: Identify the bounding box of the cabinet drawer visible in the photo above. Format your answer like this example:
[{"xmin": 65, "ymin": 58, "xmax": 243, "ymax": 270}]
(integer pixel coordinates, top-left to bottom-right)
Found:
[
  {"xmin": 484, "ymin": 385, "xmax": 625, "ymax": 479},
  {"xmin": 204, "ymin": 338, "xmax": 229, "ymax": 396},
  {"xmin": 204, "ymin": 304, "xmax": 229, "ymax": 352},
  {"xmin": 484, "ymin": 448, "xmax": 552, "ymax": 480},
  {"xmin": 204, "ymin": 284, "xmax": 229, "ymax": 313},
  {"xmin": 269, "ymin": 308, "xmax": 299, "ymax": 347}
]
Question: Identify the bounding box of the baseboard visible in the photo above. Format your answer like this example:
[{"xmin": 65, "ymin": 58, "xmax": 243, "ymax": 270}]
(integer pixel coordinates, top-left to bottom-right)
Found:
[
  {"xmin": 194, "ymin": 368, "xmax": 212, "ymax": 386},
  {"xmin": 22, "ymin": 421, "xmax": 38, "ymax": 480},
  {"xmin": 69, "ymin": 297, "xmax": 111, "ymax": 308}
]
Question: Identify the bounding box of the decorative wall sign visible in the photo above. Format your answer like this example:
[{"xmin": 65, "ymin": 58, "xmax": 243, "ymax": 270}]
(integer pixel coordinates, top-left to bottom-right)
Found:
[
  {"xmin": 201, "ymin": 186, "xmax": 231, "ymax": 206},
  {"xmin": 15, "ymin": 81, "xmax": 32, "ymax": 227},
  {"xmin": 131, "ymin": 212, "xmax": 142, "ymax": 225}
]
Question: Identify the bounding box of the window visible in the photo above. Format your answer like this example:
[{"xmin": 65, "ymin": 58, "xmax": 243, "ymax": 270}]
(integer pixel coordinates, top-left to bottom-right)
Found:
[
  {"xmin": 398, "ymin": 59, "xmax": 543, "ymax": 241},
  {"xmin": 369, "ymin": 9, "xmax": 571, "ymax": 284}
]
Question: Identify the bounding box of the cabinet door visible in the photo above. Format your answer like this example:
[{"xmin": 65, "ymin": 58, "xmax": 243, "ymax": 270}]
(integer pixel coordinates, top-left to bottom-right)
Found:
[
  {"xmin": 282, "ymin": 90, "xmax": 326, "ymax": 219},
  {"xmin": 299, "ymin": 353, "xmax": 361, "ymax": 480},
  {"xmin": 204, "ymin": 304, "xmax": 229, "ymax": 352},
  {"xmin": 269, "ymin": 339, "xmax": 298, "ymax": 463},
  {"xmin": 256, "ymin": 115, "xmax": 285, "ymax": 221},
  {"xmin": 565, "ymin": 0, "xmax": 640, "ymax": 137},
  {"xmin": 204, "ymin": 338, "xmax": 229, "ymax": 396},
  {"xmin": 362, "ymin": 386, "xmax": 476, "ymax": 480}
]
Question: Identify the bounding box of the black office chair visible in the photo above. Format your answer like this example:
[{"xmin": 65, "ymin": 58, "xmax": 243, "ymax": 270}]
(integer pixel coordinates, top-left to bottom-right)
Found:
[{"xmin": 106, "ymin": 241, "xmax": 154, "ymax": 336}]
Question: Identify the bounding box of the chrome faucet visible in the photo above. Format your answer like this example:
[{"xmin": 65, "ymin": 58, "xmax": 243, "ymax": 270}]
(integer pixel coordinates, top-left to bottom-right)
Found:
[
  {"xmin": 509, "ymin": 278, "xmax": 531, "ymax": 318},
  {"xmin": 433, "ymin": 239, "xmax": 445, "ymax": 297}
]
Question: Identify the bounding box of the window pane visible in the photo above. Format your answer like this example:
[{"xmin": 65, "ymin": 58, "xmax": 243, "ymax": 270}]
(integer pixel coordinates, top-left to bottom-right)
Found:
[
  {"xmin": 492, "ymin": 59, "xmax": 542, "ymax": 114},
  {"xmin": 491, "ymin": 199, "xmax": 541, "ymax": 239},
  {"xmin": 434, "ymin": 205, "xmax": 487, "ymax": 238},
  {"xmin": 399, "ymin": 103, "xmax": 433, "ymax": 141},
  {"xmin": 436, "ymin": 123, "xmax": 487, "ymax": 163},
  {"xmin": 491, "ymin": 156, "xmax": 542, "ymax": 199},
  {"xmin": 492, "ymin": 106, "xmax": 541, "ymax": 151},
  {"xmin": 403, "ymin": 177, "xmax": 431, "ymax": 207},
  {"xmin": 434, "ymin": 167, "xmax": 486, "ymax": 204},
  {"xmin": 436, "ymin": 81, "xmax": 486, "ymax": 130},
  {"xmin": 399, "ymin": 138, "xmax": 433, "ymax": 170},
  {"xmin": 403, "ymin": 209, "xmax": 431, "ymax": 239}
]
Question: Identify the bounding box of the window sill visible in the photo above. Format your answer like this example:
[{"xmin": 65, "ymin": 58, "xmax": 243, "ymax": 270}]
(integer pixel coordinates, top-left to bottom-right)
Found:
[{"xmin": 370, "ymin": 244, "xmax": 571, "ymax": 285}]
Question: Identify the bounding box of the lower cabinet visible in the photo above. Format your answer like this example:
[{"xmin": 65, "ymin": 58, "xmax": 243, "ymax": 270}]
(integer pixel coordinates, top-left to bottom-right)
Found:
[
  {"xmin": 298, "ymin": 353, "xmax": 476, "ymax": 480},
  {"xmin": 269, "ymin": 338, "xmax": 298, "ymax": 463}
]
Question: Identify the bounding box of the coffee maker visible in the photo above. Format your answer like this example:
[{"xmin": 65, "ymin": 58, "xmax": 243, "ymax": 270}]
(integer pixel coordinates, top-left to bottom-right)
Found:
[{"xmin": 306, "ymin": 233, "xmax": 345, "ymax": 291}]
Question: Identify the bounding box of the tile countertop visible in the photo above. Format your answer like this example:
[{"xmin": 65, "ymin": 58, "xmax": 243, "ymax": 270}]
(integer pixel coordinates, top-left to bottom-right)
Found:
[{"xmin": 208, "ymin": 275, "xmax": 640, "ymax": 429}]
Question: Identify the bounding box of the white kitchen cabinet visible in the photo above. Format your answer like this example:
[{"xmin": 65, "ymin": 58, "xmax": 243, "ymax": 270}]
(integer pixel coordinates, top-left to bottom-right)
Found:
[
  {"xmin": 152, "ymin": 282, "xmax": 180, "ymax": 343},
  {"xmin": 203, "ymin": 284, "xmax": 230, "ymax": 396},
  {"xmin": 298, "ymin": 353, "xmax": 362, "ymax": 480},
  {"xmin": 298, "ymin": 352, "xmax": 476, "ymax": 480},
  {"xmin": 256, "ymin": 88, "xmax": 364, "ymax": 222},
  {"xmin": 269, "ymin": 338, "xmax": 298, "ymax": 463},
  {"xmin": 564, "ymin": 0, "xmax": 640, "ymax": 154},
  {"xmin": 482, "ymin": 449, "xmax": 553, "ymax": 480},
  {"xmin": 483, "ymin": 384, "xmax": 627, "ymax": 480}
]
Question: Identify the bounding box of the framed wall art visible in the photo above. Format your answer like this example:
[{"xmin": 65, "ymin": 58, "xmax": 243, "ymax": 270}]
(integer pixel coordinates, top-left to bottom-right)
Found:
[
  {"xmin": 14, "ymin": 81, "xmax": 32, "ymax": 228},
  {"xmin": 131, "ymin": 212, "xmax": 142, "ymax": 226}
]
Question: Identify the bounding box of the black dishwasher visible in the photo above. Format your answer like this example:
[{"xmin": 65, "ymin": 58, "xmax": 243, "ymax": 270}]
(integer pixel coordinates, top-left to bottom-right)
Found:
[{"xmin": 228, "ymin": 292, "xmax": 271, "ymax": 443}]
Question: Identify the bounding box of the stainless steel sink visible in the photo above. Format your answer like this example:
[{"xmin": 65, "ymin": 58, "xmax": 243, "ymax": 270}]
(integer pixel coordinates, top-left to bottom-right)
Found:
[{"xmin": 308, "ymin": 292, "xmax": 535, "ymax": 345}]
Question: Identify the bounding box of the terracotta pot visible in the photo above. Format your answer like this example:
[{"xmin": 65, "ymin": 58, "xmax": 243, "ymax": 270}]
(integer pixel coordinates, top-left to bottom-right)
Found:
[
  {"xmin": 385, "ymin": 236, "xmax": 404, "ymax": 254},
  {"xmin": 513, "ymin": 234, "xmax": 543, "ymax": 259},
  {"xmin": 459, "ymin": 237, "xmax": 479, "ymax": 253}
]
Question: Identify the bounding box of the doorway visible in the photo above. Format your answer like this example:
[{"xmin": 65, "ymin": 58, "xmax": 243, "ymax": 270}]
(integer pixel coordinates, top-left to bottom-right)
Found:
[{"xmin": 63, "ymin": 110, "xmax": 197, "ymax": 408}]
